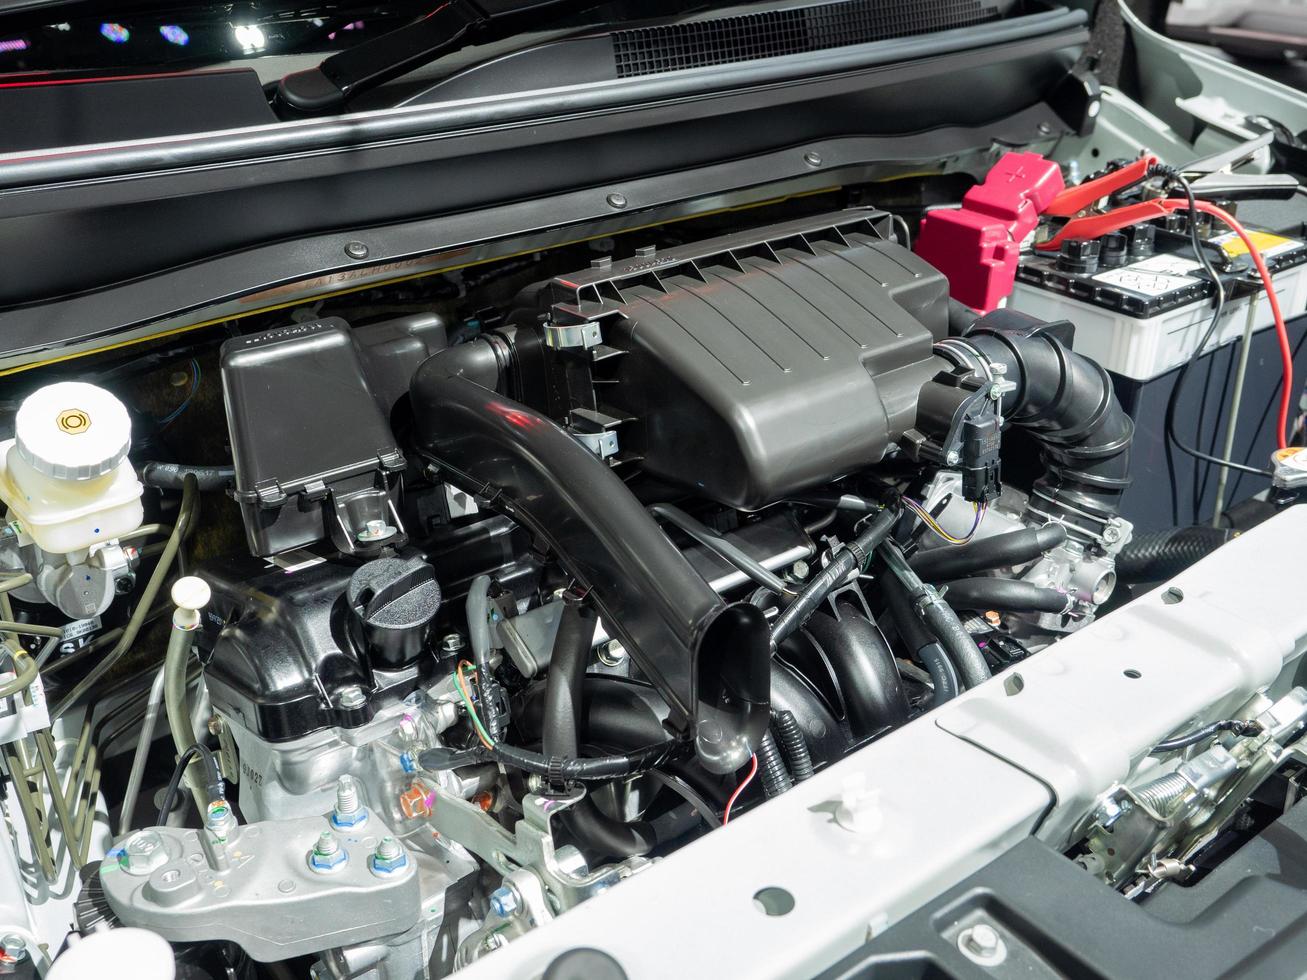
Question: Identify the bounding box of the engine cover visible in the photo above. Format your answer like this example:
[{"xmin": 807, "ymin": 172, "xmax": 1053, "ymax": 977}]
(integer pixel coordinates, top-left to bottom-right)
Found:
[{"xmin": 540, "ymin": 210, "xmax": 950, "ymax": 508}]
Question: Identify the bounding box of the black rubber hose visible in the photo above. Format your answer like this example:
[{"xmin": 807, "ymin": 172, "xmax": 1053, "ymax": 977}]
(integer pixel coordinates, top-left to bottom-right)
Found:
[
  {"xmin": 771, "ymin": 710, "xmax": 814, "ymax": 781},
  {"xmin": 882, "ymin": 574, "xmax": 960, "ymax": 706},
  {"xmin": 910, "ymin": 524, "xmax": 1068, "ymax": 582},
  {"xmin": 648, "ymin": 503, "xmax": 791, "ymax": 596},
  {"xmin": 939, "ymin": 577, "xmax": 1070, "ymax": 614},
  {"xmin": 771, "ymin": 508, "xmax": 898, "ymax": 645},
  {"xmin": 756, "ymin": 731, "xmax": 793, "ymax": 798},
  {"xmin": 960, "ymin": 309, "xmax": 1135, "ymax": 526},
  {"xmin": 140, "ymin": 462, "xmax": 235, "ymax": 492},
  {"xmin": 541, "ymin": 598, "xmax": 657, "ymax": 858},
  {"xmin": 804, "ymin": 603, "xmax": 909, "ymax": 736},
  {"xmin": 542, "ymin": 599, "xmax": 598, "ymax": 763},
  {"xmin": 1117, "ymin": 526, "xmax": 1234, "ymax": 584},
  {"xmin": 881, "ymin": 541, "xmax": 991, "ymax": 690}
]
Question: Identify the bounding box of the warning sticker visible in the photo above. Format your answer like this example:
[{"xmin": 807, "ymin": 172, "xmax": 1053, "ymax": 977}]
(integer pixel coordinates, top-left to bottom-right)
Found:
[
  {"xmin": 1130, "ymin": 254, "xmax": 1203, "ymax": 275},
  {"xmin": 1211, "ymin": 230, "xmax": 1301, "ymax": 259},
  {"xmin": 1094, "ymin": 266, "xmax": 1199, "ymax": 296}
]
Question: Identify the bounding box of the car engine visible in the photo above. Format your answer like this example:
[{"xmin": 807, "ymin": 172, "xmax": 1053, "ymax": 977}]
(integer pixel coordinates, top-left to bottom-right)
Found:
[{"xmin": 6, "ymin": 3, "xmax": 1307, "ymax": 977}]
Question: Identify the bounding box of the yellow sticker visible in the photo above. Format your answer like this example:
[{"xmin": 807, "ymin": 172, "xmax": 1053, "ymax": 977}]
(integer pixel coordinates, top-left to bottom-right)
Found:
[{"xmin": 1214, "ymin": 230, "xmax": 1297, "ymax": 259}]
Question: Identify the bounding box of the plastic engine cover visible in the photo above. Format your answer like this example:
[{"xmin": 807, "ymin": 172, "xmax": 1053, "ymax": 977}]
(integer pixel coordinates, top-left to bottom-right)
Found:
[{"xmin": 541, "ymin": 210, "xmax": 950, "ymax": 508}]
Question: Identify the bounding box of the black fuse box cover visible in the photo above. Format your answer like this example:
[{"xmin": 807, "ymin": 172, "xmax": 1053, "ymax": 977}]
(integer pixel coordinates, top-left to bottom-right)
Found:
[{"xmin": 220, "ymin": 319, "xmax": 406, "ymax": 556}]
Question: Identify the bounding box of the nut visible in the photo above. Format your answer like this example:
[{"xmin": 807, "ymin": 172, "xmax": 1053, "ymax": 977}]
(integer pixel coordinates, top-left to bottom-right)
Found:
[
  {"xmin": 307, "ymin": 831, "xmax": 348, "ymax": 874},
  {"xmin": 369, "ymin": 836, "xmax": 409, "ymax": 876},
  {"xmin": 489, "ymin": 884, "xmax": 521, "ymax": 918}
]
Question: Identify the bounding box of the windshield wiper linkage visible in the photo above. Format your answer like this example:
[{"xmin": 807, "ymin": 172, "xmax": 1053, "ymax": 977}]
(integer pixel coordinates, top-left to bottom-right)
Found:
[{"xmin": 276, "ymin": 0, "xmax": 596, "ymax": 114}]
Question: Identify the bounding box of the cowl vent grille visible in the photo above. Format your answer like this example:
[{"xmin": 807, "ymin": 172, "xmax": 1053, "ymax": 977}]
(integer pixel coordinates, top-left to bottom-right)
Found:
[{"xmin": 612, "ymin": 0, "xmax": 1001, "ymax": 78}]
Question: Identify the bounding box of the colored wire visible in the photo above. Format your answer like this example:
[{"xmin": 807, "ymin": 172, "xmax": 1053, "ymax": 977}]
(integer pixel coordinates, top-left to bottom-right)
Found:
[
  {"xmin": 1192, "ymin": 200, "xmax": 1294, "ymax": 451},
  {"xmin": 902, "ymin": 498, "xmax": 985, "ymax": 545},
  {"xmin": 1162, "ymin": 177, "xmax": 1276, "ymax": 478},
  {"xmin": 722, "ymin": 753, "xmax": 758, "ymax": 826},
  {"xmin": 454, "ymin": 660, "xmax": 495, "ymax": 750}
]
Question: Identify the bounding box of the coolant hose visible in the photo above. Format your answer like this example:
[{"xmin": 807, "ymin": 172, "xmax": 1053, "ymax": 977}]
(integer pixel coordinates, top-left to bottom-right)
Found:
[
  {"xmin": 141, "ymin": 462, "xmax": 235, "ymax": 492},
  {"xmin": 881, "ymin": 541, "xmax": 990, "ymax": 690},
  {"xmin": 771, "ymin": 508, "xmax": 898, "ymax": 645},
  {"xmin": 939, "ymin": 577, "xmax": 1070, "ymax": 614},
  {"xmin": 756, "ymin": 731, "xmax": 793, "ymax": 798},
  {"xmin": 882, "ymin": 574, "xmax": 960, "ymax": 705},
  {"xmin": 542, "ymin": 599, "xmax": 598, "ymax": 763},
  {"xmin": 910, "ymin": 524, "xmax": 1068, "ymax": 581},
  {"xmin": 543, "ymin": 598, "xmax": 658, "ymax": 859},
  {"xmin": 1117, "ymin": 526, "xmax": 1234, "ymax": 583}
]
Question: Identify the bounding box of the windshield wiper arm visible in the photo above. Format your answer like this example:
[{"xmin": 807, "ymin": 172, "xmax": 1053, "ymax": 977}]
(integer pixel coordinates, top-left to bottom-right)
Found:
[{"xmin": 276, "ymin": 0, "xmax": 600, "ymax": 114}]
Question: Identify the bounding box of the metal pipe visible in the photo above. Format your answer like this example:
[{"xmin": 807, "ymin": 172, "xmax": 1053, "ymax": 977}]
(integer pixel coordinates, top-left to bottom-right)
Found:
[
  {"xmin": 1212, "ymin": 299, "xmax": 1259, "ymax": 526},
  {"xmin": 119, "ymin": 666, "xmax": 168, "ymax": 835}
]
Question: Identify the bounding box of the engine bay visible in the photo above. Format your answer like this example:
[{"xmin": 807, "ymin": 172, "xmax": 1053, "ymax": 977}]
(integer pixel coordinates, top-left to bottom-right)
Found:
[{"xmin": 5, "ymin": 3, "xmax": 1307, "ymax": 976}]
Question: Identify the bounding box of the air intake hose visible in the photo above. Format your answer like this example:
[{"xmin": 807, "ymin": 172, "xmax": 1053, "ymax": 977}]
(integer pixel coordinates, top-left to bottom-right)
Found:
[
  {"xmin": 1116, "ymin": 526, "xmax": 1234, "ymax": 583},
  {"xmin": 411, "ymin": 338, "xmax": 771, "ymax": 774},
  {"xmin": 947, "ymin": 309, "xmax": 1134, "ymax": 531}
]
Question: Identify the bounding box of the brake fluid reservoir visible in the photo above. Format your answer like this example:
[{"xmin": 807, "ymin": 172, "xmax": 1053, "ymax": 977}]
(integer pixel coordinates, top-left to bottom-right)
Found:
[{"xmin": 0, "ymin": 382, "xmax": 143, "ymax": 554}]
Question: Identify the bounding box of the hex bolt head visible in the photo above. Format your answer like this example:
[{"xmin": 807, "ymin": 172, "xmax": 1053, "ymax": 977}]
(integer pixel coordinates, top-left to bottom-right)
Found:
[
  {"xmin": 441, "ymin": 634, "xmax": 466, "ymax": 655},
  {"xmin": 945, "ymin": 449, "xmax": 961, "ymax": 466},
  {"xmin": 1, "ymin": 935, "xmax": 26, "ymax": 962},
  {"xmin": 121, "ymin": 830, "xmax": 169, "ymax": 876},
  {"xmin": 489, "ymin": 884, "xmax": 521, "ymax": 919},
  {"xmin": 597, "ymin": 640, "xmax": 627, "ymax": 668},
  {"xmin": 958, "ymin": 923, "xmax": 1006, "ymax": 965},
  {"xmin": 338, "ymin": 686, "xmax": 367, "ymax": 711},
  {"xmin": 369, "ymin": 835, "xmax": 409, "ymax": 876}
]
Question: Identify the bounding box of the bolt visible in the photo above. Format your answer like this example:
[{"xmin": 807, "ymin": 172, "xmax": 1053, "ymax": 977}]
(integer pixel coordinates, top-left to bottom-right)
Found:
[
  {"xmin": 2, "ymin": 935, "xmax": 26, "ymax": 962},
  {"xmin": 489, "ymin": 884, "xmax": 521, "ymax": 918},
  {"xmin": 803, "ymin": 150, "xmax": 823, "ymax": 167},
  {"xmin": 960, "ymin": 923, "xmax": 1003, "ymax": 960},
  {"xmin": 1037, "ymin": 121, "xmax": 1054, "ymax": 136},
  {"xmin": 983, "ymin": 610, "xmax": 1002, "ymax": 628},
  {"xmin": 1102, "ymin": 524, "xmax": 1121, "ymax": 543},
  {"xmin": 441, "ymin": 634, "xmax": 465, "ymax": 655},
  {"xmin": 606, "ymin": 192, "xmax": 628, "ymax": 210},
  {"xmin": 789, "ymin": 559, "xmax": 810, "ymax": 581},
  {"xmin": 369, "ymin": 835, "xmax": 409, "ymax": 876},
  {"xmin": 345, "ymin": 241, "xmax": 370, "ymax": 260},
  {"xmin": 945, "ymin": 449, "xmax": 960, "ymax": 466},
  {"xmin": 332, "ymin": 774, "xmax": 368, "ymax": 829},
  {"xmin": 206, "ymin": 799, "xmax": 237, "ymax": 841},
  {"xmin": 597, "ymin": 640, "xmax": 627, "ymax": 668},
  {"xmin": 121, "ymin": 830, "xmax": 168, "ymax": 876},
  {"xmin": 356, "ymin": 519, "xmax": 394, "ymax": 542},
  {"xmin": 308, "ymin": 830, "xmax": 348, "ymax": 873},
  {"xmin": 338, "ymin": 686, "xmax": 367, "ymax": 710}
]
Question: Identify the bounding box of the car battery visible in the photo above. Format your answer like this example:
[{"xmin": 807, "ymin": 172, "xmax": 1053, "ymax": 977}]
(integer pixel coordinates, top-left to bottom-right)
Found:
[{"xmin": 1008, "ymin": 219, "xmax": 1307, "ymax": 381}]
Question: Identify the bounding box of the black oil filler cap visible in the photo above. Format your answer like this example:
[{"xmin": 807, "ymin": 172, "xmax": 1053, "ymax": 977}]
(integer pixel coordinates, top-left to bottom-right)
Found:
[{"xmin": 347, "ymin": 557, "xmax": 441, "ymax": 669}]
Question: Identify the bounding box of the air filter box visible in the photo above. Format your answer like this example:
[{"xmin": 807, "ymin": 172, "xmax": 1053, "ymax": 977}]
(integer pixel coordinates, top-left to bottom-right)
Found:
[{"xmin": 537, "ymin": 211, "xmax": 950, "ymax": 508}]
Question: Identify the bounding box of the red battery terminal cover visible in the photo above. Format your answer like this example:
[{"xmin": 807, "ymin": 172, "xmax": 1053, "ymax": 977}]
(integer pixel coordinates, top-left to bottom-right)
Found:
[{"xmin": 914, "ymin": 151, "xmax": 1065, "ymax": 312}]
